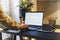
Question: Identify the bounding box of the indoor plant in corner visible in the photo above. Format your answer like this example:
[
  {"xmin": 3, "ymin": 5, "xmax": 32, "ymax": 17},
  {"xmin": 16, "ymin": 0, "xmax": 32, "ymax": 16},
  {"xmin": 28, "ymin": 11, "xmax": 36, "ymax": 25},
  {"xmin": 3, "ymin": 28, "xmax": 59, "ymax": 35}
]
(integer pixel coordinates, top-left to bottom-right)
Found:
[{"xmin": 18, "ymin": 0, "xmax": 33, "ymax": 21}]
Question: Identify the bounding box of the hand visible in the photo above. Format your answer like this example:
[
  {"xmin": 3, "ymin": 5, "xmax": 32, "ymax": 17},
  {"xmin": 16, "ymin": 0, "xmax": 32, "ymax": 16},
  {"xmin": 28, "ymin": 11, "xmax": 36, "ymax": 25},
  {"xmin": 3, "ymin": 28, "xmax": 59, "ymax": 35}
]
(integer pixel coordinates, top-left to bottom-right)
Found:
[{"xmin": 19, "ymin": 24, "xmax": 28, "ymax": 29}]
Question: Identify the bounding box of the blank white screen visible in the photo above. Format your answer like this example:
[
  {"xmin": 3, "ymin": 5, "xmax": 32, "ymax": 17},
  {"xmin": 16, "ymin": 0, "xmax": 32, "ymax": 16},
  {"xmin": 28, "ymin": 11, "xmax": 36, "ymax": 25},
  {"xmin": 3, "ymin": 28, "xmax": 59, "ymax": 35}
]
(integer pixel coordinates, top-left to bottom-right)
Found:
[{"xmin": 25, "ymin": 12, "xmax": 43, "ymax": 26}]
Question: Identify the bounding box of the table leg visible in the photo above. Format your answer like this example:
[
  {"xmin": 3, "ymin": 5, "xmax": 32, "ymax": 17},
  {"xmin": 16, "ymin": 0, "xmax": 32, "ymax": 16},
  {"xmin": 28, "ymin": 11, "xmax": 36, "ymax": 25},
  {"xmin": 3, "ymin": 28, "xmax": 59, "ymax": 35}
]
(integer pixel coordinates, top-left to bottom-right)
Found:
[
  {"xmin": 29, "ymin": 38, "xmax": 31, "ymax": 40},
  {"xmin": 19, "ymin": 35, "xmax": 23, "ymax": 40},
  {"xmin": 14, "ymin": 35, "xmax": 16, "ymax": 40},
  {"xmin": 0, "ymin": 33, "xmax": 2, "ymax": 40}
]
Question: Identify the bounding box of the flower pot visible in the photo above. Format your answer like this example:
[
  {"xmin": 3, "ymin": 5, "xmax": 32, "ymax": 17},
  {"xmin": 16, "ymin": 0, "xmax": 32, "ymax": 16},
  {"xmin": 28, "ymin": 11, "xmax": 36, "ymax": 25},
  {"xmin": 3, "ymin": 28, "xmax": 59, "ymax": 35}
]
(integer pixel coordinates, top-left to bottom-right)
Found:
[{"xmin": 19, "ymin": 8, "xmax": 27, "ymax": 21}]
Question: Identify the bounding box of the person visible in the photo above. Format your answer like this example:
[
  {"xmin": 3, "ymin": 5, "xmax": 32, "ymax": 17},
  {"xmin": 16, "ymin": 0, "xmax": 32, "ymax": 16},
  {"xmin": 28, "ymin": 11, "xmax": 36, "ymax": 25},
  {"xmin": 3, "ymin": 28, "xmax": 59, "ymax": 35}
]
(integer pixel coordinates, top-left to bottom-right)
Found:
[{"xmin": 0, "ymin": 4, "xmax": 28, "ymax": 29}]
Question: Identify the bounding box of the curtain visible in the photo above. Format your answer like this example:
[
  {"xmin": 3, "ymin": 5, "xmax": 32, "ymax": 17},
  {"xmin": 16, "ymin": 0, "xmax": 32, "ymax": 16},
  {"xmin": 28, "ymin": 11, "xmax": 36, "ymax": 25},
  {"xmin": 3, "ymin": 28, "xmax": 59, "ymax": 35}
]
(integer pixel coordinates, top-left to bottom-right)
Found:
[
  {"xmin": 0, "ymin": 0, "xmax": 9, "ymax": 15},
  {"xmin": 0, "ymin": 0, "xmax": 20, "ymax": 23}
]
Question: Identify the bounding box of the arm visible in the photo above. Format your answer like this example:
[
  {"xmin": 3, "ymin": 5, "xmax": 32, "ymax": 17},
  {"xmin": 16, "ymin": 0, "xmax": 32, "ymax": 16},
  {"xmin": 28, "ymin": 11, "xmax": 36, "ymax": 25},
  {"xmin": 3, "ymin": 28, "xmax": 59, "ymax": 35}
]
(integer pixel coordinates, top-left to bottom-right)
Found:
[{"xmin": 0, "ymin": 5, "xmax": 28, "ymax": 29}]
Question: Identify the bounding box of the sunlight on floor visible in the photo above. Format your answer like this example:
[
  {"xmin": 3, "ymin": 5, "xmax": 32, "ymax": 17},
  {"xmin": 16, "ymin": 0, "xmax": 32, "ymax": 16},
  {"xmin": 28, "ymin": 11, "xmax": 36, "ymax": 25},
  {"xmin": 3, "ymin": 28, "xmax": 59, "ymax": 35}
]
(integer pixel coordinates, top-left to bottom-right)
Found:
[
  {"xmin": 31, "ymin": 38, "xmax": 36, "ymax": 40},
  {"xmin": 2, "ymin": 33, "xmax": 11, "ymax": 40},
  {"xmin": 23, "ymin": 37, "xmax": 29, "ymax": 40}
]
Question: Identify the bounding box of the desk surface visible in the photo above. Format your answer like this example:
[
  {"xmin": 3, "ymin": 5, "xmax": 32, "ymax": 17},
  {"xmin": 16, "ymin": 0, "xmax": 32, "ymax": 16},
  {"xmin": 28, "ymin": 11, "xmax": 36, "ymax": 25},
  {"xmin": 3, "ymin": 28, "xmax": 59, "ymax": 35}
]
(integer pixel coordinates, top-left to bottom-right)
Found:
[{"xmin": 21, "ymin": 30, "xmax": 60, "ymax": 40}]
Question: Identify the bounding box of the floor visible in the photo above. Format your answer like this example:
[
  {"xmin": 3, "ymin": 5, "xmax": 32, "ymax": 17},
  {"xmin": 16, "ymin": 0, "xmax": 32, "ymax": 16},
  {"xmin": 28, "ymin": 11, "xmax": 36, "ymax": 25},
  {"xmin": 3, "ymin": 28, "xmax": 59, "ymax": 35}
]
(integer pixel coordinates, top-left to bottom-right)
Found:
[
  {"xmin": 2, "ymin": 33, "xmax": 36, "ymax": 40},
  {"xmin": 2, "ymin": 33, "xmax": 33, "ymax": 40},
  {"xmin": 0, "ymin": 24, "xmax": 20, "ymax": 40},
  {"xmin": 2, "ymin": 33, "xmax": 20, "ymax": 40}
]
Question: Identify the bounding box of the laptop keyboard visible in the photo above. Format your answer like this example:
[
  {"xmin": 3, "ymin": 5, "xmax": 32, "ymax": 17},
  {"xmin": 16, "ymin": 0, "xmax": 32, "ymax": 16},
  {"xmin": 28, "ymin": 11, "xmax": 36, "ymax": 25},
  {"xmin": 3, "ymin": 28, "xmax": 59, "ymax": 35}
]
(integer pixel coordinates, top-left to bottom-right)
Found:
[
  {"xmin": 28, "ymin": 27, "xmax": 50, "ymax": 32},
  {"xmin": 36, "ymin": 29, "xmax": 50, "ymax": 32},
  {"xmin": 36, "ymin": 28, "xmax": 51, "ymax": 32},
  {"xmin": 28, "ymin": 27, "xmax": 37, "ymax": 30}
]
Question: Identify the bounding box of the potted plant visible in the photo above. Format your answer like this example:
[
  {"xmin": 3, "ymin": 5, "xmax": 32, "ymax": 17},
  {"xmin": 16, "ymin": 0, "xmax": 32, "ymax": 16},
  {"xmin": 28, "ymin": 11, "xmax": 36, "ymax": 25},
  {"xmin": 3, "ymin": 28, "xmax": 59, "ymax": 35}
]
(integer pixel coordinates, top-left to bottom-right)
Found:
[
  {"xmin": 18, "ymin": 0, "xmax": 33, "ymax": 20},
  {"xmin": 19, "ymin": 0, "xmax": 33, "ymax": 10}
]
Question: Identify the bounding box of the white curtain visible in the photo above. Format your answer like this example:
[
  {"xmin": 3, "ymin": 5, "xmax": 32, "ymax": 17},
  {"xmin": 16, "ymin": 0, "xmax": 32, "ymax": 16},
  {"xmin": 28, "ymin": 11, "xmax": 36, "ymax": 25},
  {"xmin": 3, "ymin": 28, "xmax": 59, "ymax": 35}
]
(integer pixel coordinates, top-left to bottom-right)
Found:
[
  {"xmin": 10, "ymin": 0, "xmax": 20, "ymax": 23},
  {"xmin": 0, "ymin": 0, "xmax": 20, "ymax": 23},
  {"xmin": 0, "ymin": 0, "xmax": 9, "ymax": 15}
]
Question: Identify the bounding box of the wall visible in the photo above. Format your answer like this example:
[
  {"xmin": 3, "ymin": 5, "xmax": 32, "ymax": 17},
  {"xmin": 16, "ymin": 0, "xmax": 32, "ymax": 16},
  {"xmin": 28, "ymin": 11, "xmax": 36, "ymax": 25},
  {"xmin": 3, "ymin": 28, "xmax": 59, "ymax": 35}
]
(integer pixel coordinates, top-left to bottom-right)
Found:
[
  {"xmin": 31, "ymin": 0, "xmax": 37, "ymax": 11},
  {"xmin": 56, "ymin": 0, "xmax": 60, "ymax": 25},
  {"xmin": 37, "ymin": 0, "xmax": 45, "ymax": 11},
  {"xmin": 43, "ymin": 0, "xmax": 60, "ymax": 25},
  {"xmin": 31, "ymin": 0, "xmax": 60, "ymax": 25}
]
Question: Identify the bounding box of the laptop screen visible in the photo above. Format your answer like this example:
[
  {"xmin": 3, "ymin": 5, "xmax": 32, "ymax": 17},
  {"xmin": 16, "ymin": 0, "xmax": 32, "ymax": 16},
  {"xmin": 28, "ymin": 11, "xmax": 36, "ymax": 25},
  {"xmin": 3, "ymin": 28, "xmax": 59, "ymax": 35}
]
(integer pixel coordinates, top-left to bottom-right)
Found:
[{"xmin": 25, "ymin": 12, "xmax": 43, "ymax": 26}]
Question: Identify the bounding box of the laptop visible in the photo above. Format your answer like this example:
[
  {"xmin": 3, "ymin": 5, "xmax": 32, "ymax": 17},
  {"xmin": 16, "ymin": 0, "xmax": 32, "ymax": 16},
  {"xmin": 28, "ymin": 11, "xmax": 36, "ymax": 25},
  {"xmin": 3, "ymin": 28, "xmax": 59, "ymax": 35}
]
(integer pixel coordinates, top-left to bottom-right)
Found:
[
  {"xmin": 24, "ymin": 12, "xmax": 55, "ymax": 32},
  {"xmin": 25, "ymin": 11, "xmax": 44, "ymax": 31}
]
